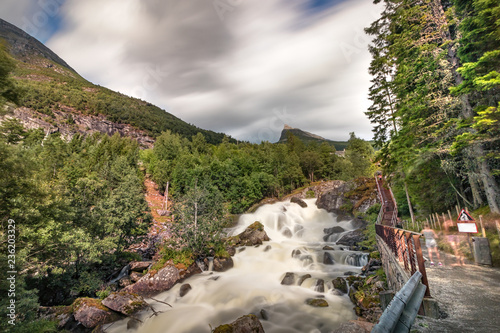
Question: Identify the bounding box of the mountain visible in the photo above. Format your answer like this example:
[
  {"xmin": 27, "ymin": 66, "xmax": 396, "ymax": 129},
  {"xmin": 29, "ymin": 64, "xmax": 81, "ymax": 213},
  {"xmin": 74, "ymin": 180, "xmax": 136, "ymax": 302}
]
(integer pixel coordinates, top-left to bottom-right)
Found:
[
  {"xmin": 0, "ymin": 18, "xmax": 230, "ymax": 146},
  {"xmin": 278, "ymin": 124, "xmax": 349, "ymax": 151}
]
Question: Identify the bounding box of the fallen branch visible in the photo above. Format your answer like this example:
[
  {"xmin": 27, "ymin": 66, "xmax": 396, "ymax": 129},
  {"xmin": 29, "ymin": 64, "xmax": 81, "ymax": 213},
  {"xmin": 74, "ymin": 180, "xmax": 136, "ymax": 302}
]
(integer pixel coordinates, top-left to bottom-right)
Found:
[{"xmin": 150, "ymin": 297, "xmax": 173, "ymax": 308}]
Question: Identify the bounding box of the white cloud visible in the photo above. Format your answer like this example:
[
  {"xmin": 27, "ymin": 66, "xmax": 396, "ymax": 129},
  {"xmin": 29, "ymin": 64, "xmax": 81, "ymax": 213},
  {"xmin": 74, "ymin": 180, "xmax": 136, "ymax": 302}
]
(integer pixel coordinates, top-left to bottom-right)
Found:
[{"xmin": 3, "ymin": 0, "xmax": 382, "ymax": 142}]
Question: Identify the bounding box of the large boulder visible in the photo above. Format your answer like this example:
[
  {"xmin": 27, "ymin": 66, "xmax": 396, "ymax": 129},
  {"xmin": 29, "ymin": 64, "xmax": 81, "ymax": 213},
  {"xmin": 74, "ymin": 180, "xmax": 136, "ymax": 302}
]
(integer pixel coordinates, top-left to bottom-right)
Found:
[
  {"xmin": 290, "ymin": 197, "xmax": 308, "ymax": 208},
  {"xmin": 124, "ymin": 261, "xmax": 202, "ymax": 298},
  {"xmin": 72, "ymin": 298, "xmax": 120, "ymax": 329},
  {"xmin": 102, "ymin": 291, "xmax": 148, "ymax": 316},
  {"xmin": 123, "ymin": 263, "xmax": 180, "ymax": 297},
  {"xmin": 231, "ymin": 222, "xmax": 270, "ymax": 247},
  {"xmin": 213, "ymin": 314, "xmax": 265, "ymax": 333}
]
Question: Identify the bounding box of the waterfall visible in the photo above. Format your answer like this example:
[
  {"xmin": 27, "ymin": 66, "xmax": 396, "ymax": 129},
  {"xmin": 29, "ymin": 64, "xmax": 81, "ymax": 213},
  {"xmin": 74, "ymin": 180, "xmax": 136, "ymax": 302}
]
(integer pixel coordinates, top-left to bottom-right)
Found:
[{"xmin": 108, "ymin": 199, "xmax": 367, "ymax": 333}]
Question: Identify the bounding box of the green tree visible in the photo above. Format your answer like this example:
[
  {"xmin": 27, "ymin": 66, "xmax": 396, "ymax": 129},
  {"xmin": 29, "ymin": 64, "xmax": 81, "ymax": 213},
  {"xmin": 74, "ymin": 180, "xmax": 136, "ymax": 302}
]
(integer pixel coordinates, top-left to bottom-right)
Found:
[
  {"xmin": 345, "ymin": 132, "xmax": 374, "ymax": 178},
  {"xmin": 0, "ymin": 41, "xmax": 18, "ymax": 107},
  {"xmin": 171, "ymin": 182, "xmax": 228, "ymax": 257}
]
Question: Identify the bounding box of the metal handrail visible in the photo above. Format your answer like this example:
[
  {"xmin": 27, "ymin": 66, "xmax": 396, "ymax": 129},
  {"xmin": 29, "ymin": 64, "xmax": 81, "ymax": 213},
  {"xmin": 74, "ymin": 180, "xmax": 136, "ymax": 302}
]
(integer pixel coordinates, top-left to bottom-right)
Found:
[{"xmin": 375, "ymin": 224, "xmax": 430, "ymax": 297}]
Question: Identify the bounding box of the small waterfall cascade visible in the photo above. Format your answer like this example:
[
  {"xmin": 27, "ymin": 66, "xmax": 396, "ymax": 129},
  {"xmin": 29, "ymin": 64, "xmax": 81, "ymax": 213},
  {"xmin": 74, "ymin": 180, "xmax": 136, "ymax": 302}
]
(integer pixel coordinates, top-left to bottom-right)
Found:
[{"xmin": 109, "ymin": 199, "xmax": 369, "ymax": 333}]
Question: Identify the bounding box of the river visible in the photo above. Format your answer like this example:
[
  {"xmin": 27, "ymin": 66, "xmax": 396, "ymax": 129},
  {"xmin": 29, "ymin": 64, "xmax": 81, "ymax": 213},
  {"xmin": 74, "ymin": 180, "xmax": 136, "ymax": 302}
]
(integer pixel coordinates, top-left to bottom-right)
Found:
[{"xmin": 108, "ymin": 198, "xmax": 368, "ymax": 333}]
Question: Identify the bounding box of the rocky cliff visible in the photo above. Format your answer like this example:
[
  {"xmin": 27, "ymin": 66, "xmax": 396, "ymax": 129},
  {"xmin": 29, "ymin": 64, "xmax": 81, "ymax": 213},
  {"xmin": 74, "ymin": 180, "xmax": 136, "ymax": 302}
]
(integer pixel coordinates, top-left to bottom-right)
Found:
[
  {"xmin": 315, "ymin": 178, "xmax": 378, "ymax": 216},
  {"xmin": 1, "ymin": 106, "xmax": 155, "ymax": 148}
]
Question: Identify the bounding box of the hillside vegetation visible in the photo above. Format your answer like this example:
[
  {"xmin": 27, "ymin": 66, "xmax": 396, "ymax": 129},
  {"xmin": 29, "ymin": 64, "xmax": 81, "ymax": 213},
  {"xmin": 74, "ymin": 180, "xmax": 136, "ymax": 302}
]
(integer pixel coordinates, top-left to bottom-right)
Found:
[{"xmin": 0, "ymin": 18, "xmax": 229, "ymax": 145}]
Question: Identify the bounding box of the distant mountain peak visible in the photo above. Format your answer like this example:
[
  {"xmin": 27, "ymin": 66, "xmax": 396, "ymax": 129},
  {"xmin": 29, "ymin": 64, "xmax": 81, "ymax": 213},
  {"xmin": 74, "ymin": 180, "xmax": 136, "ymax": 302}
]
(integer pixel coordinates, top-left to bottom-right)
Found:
[
  {"xmin": 278, "ymin": 125, "xmax": 349, "ymax": 151},
  {"xmin": 280, "ymin": 125, "xmax": 327, "ymax": 141}
]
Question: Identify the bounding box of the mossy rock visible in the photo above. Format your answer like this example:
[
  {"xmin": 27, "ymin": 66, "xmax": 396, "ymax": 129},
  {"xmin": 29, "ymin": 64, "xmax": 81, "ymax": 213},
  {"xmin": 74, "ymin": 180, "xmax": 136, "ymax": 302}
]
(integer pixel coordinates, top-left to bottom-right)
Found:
[
  {"xmin": 72, "ymin": 298, "xmax": 120, "ymax": 329},
  {"xmin": 213, "ymin": 324, "xmax": 233, "ymax": 333},
  {"xmin": 332, "ymin": 277, "xmax": 348, "ymax": 294},
  {"xmin": 305, "ymin": 298, "xmax": 329, "ymax": 307},
  {"xmin": 213, "ymin": 314, "xmax": 264, "ymax": 333},
  {"xmin": 102, "ymin": 291, "xmax": 148, "ymax": 316},
  {"xmin": 248, "ymin": 221, "xmax": 265, "ymax": 231}
]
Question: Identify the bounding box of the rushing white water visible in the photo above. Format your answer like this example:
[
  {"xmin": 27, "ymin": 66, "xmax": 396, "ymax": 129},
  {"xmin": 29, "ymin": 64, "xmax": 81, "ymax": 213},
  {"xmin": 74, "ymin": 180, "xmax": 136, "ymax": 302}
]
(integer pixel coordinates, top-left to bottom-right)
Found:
[{"xmin": 108, "ymin": 199, "xmax": 368, "ymax": 333}]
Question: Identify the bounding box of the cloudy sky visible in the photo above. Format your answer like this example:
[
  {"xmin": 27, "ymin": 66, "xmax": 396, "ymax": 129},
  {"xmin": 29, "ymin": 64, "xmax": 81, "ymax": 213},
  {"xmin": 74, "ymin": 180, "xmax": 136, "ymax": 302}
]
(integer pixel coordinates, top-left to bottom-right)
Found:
[{"xmin": 0, "ymin": 0, "xmax": 381, "ymax": 142}]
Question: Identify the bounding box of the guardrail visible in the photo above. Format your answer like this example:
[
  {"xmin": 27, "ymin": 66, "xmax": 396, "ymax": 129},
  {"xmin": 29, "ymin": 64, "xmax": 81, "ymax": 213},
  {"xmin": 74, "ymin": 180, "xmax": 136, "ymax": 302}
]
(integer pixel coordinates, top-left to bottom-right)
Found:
[
  {"xmin": 375, "ymin": 224, "xmax": 430, "ymax": 297},
  {"xmin": 372, "ymin": 271, "xmax": 427, "ymax": 333}
]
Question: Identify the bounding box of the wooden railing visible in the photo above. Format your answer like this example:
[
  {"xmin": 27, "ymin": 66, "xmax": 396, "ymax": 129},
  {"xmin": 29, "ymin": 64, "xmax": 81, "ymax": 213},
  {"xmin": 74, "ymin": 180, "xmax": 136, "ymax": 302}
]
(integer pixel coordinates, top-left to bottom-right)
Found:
[
  {"xmin": 374, "ymin": 174, "xmax": 398, "ymax": 227},
  {"xmin": 375, "ymin": 224, "xmax": 430, "ymax": 297}
]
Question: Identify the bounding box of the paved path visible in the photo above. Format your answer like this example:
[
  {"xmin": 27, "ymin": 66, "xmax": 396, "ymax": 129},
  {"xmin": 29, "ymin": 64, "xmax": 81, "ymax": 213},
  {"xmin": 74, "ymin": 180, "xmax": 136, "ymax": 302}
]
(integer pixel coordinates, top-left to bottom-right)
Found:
[{"xmin": 413, "ymin": 245, "xmax": 500, "ymax": 332}]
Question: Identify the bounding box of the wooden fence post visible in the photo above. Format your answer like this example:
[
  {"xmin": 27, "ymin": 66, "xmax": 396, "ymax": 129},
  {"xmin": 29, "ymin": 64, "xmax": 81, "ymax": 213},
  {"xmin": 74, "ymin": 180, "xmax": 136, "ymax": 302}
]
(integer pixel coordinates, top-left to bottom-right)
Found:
[
  {"xmin": 435, "ymin": 213, "xmax": 441, "ymax": 230},
  {"xmin": 496, "ymin": 221, "xmax": 500, "ymax": 250},
  {"xmin": 479, "ymin": 215, "xmax": 486, "ymax": 238}
]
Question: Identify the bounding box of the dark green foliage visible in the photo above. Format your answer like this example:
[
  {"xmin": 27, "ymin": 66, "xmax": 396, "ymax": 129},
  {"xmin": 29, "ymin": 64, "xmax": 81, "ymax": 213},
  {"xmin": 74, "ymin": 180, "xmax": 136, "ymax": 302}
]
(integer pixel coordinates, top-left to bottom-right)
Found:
[
  {"xmin": 366, "ymin": 0, "xmax": 500, "ymax": 216},
  {"xmin": 0, "ymin": 131, "xmax": 151, "ymax": 330},
  {"xmin": 0, "ymin": 41, "xmax": 18, "ymax": 106},
  {"xmin": 143, "ymin": 132, "xmax": 374, "ymax": 215}
]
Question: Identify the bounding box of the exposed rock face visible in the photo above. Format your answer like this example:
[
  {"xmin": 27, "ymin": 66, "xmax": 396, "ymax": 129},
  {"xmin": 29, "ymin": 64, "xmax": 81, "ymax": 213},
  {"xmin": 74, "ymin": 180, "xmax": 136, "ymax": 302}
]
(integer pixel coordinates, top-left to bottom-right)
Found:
[
  {"xmin": 0, "ymin": 107, "xmax": 155, "ymax": 148},
  {"xmin": 315, "ymin": 178, "xmax": 378, "ymax": 217},
  {"xmin": 129, "ymin": 261, "xmax": 153, "ymax": 272},
  {"xmin": 213, "ymin": 314, "xmax": 265, "ymax": 333},
  {"xmin": 316, "ymin": 180, "xmax": 352, "ymax": 215},
  {"xmin": 123, "ymin": 264, "xmax": 180, "ymax": 297},
  {"xmin": 290, "ymin": 197, "xmax": 308, "ymax": 208},
  {"xmin": 101, "ymin": 291, "xmax": 148, "ymax": 316},
  {"xmin": 231, "ymin": 222, "xmax": 270, "ymax": 247},
  {"xmin": 72, "ymin": 298, "xmax": 120, "ymax": 329}
]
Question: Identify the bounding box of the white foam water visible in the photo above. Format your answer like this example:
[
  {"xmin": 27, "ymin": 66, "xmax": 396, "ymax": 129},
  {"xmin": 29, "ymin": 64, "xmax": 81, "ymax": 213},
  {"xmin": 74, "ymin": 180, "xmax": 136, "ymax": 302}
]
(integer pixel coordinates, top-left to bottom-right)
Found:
[{"xmin": 108, "ymin": 199, "xmax": 367, "ymax": 333}]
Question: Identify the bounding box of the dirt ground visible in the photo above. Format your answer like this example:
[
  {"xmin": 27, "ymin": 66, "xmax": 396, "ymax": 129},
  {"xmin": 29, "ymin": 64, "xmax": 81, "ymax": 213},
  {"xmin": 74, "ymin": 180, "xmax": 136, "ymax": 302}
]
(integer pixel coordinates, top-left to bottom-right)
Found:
[{"xmin": 412, "ymin": 246, "xmax": 500, "ymax": 332}]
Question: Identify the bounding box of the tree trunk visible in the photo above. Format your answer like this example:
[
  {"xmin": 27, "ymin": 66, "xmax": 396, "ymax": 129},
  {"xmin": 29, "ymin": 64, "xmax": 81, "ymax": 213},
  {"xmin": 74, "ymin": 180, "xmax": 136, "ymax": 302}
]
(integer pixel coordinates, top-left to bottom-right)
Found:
[
  {"xmin": 475, "ymin": 145, "xmax": 500, "ymax": 213},
  {"xmin": 404, "ymin": 181, "xmax": 416, "ymax": 225},
  {"xmin": 194, "ymin": 201, "xmax": 198, "ymax": 243},
  {"xmin": 467, "ymin": 172, "xmax": 484, "ymax": 208}
]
